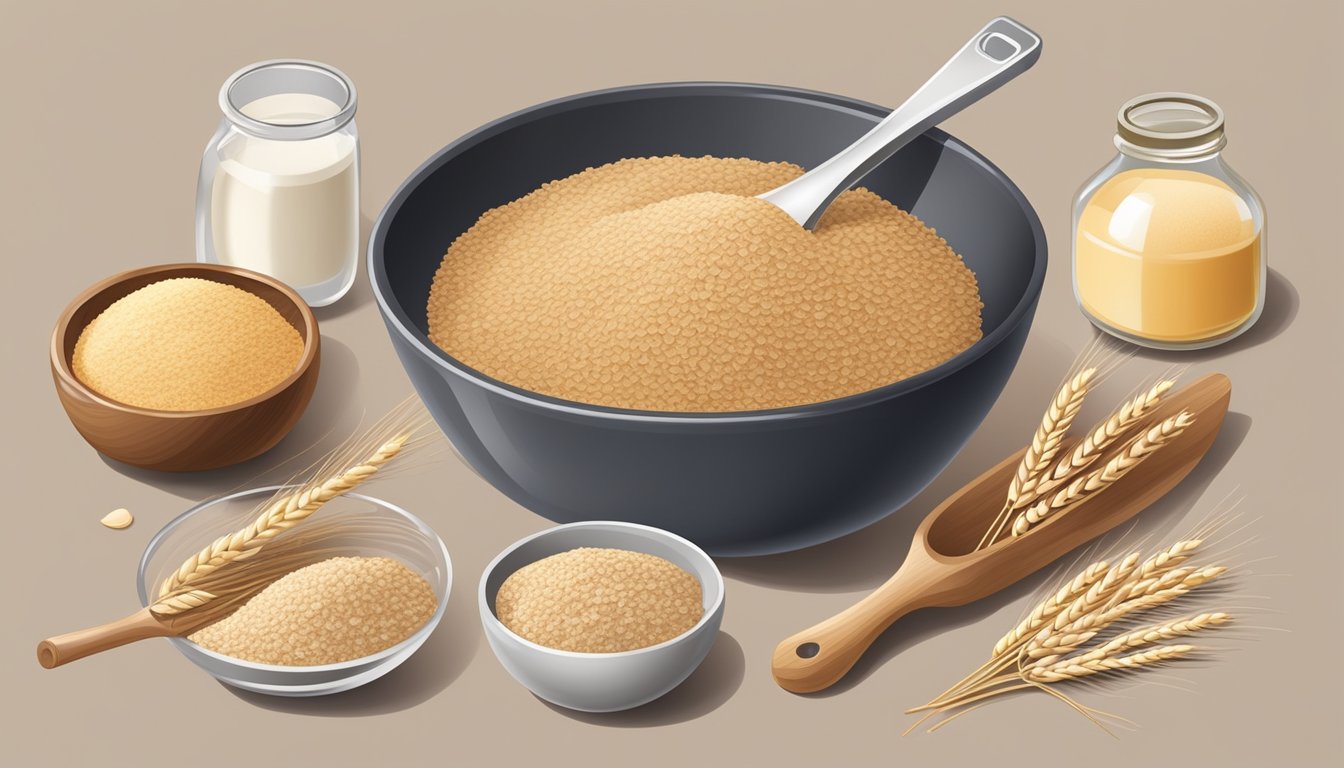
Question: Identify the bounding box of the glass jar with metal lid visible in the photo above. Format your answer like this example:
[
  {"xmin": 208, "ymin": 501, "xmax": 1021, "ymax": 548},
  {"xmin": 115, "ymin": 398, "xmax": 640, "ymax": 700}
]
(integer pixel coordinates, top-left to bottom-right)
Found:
[
  {"xmin": 1072, "ymin": 92, "xmax": 1266, "ymax": 350},
  {"xmin": 196, "ymin": 60, "xmax": 360, "ymax": 307}
]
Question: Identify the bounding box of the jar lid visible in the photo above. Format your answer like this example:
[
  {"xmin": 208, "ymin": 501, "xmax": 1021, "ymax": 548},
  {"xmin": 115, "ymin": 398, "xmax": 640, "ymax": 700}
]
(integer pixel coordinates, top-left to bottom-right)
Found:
[{"xmin": 1116, "ymin": 92, "xmax": 1226, "ymax": 156}]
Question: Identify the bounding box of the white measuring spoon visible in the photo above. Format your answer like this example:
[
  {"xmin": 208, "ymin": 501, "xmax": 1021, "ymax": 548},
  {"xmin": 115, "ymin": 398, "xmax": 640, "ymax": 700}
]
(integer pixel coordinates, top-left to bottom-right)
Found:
[{"xmin": 759, "ymin": 16, "xmax": 1041, "ymax": 230}]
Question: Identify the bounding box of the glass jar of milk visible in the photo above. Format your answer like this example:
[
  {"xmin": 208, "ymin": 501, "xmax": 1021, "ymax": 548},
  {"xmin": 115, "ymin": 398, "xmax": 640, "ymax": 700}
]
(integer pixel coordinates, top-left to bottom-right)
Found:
[{"xmin": 196, "ymin": 60, "xmax": 359, "ymax": 307}]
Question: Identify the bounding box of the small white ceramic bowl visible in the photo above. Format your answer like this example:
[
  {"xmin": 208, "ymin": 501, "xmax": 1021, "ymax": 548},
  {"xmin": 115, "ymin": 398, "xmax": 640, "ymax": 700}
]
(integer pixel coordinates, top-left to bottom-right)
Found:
[
  {"xmin": 138, "ymin": 486, "xmax": 451, "ymax": 697},
  {"xmin": 479, "ymin": 521, "xmax": 725, "ymax": 712}
]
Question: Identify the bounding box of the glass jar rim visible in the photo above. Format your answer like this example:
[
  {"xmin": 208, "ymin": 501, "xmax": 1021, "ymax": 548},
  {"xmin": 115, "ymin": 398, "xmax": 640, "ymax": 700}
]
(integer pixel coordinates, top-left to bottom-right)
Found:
[
  {"xmin": 219, "ymin": 59, "xmax": 357, "ymax": 141},
  {"xmin": 1116, "ymin": 92, "xmax": 1225, "ymax": 158}
]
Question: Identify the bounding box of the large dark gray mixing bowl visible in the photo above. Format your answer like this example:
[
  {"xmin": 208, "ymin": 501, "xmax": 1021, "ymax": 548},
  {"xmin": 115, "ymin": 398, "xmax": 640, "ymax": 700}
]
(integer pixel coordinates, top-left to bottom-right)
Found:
[{"xmin": 370, "ymin": 83, "xmax": 1046, "ymax": 556}]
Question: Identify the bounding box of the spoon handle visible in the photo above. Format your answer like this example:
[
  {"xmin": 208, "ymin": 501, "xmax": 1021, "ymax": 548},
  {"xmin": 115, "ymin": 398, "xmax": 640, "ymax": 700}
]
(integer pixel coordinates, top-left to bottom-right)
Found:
[
  {"xmin": 759, "ymin": 16, "xmax": 1041, "ymax": 229},
  {"xmin": 771, "ymin": 555, "xmax": 942, "ymax": 693},
  {"xmin": 37, "ymin": 608, "xmax": 174, "ymax": 669}
]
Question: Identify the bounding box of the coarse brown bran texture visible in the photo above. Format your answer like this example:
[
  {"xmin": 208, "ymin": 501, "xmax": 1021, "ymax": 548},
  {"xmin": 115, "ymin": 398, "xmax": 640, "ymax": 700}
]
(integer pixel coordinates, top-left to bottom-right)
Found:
[
  {"xmin": 72, "ymin": 277, "xmax": 303, "ymax": 411},
  {"xmin": 495, "ymin": 547, "xmax": 703, "ymax": 653},
  {"xmin": 189, "ymin": 556, "xmax": 437, "ymax": 666},
  {"xmin": 427, "ymin": 156, "xmax": 983, "ymax": 412}
]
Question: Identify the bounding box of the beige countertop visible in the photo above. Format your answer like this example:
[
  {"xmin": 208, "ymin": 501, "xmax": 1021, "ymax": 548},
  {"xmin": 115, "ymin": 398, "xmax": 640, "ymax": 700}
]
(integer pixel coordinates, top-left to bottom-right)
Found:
[{"xmin": 3, "ymin": 1, "xmax": 1340, "ymax": 764}]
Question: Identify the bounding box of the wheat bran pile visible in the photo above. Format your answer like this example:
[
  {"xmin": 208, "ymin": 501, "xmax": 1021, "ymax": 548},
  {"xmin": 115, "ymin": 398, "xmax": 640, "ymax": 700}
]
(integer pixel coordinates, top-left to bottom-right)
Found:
[
  {"xmin": 427, "ymin": 155, "xmax": 982, "ymax": 412},
  {"xmin": 495, "ymin": 547, "xmax": 703, "ymax": 653},
  {"xmin": 189, "ymin": 556, "xmax": 437, "ymax": 666},
  {"xmin": 73, "ymin": 277, "xmax": 303, "ymax": 411}
]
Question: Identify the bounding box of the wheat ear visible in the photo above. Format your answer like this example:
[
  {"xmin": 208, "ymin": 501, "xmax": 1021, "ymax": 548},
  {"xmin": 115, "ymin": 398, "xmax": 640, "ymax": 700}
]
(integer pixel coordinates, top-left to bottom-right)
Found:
[
  {"xmin": 1061, "ymin": 613, "xmax": 1231, "ymax": 668},
  {"xmin": 1025, "ymin": 644, "xmax": 1197, "ymax": 683},
  {"xmin": 148, "ymin": 590, "xmax": 216, "ymax": 616},
  {"xmin": 1011, "ymin": 411, "xmax": 1195, "ymax": 537},
  {"xmin": 1099, "ymin": 538, "xmax": 1203, "ymax": 612},
  {"xmin": 1027, "ymin": 565, "xmax": 1226, "ymax": 661},
  {"xmin": 1008, "ymin": 367, "xmax": 1097, "ymax": 506},
  {"xmin": 992, "ymin": 560, "xmax": 1110, "ymax": 658},
  {"xmin": 977, "ymin": 367, "xmax": 1096, "ymax": 549},
  {"xmin": 154, "ymin": 433, "xmax": 410, "ymax": 603},
  {"xmin": 1024, "ymin": 380, "xmax": 1174, "ymax": 507}
]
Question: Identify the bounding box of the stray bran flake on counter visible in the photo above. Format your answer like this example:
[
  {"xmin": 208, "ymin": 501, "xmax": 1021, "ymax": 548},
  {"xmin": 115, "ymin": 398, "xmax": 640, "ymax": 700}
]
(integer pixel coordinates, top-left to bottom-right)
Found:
[
  {"xmin": 190, "ymin": 556, "xmax": 437, "ymax": 666},
  {"xmin": 428, "ymin": 155, "xmax": 982, "ymax": 412},
  {"xmin": 495, "ymin": 547, "xmax": 703, "ymax": 653}
]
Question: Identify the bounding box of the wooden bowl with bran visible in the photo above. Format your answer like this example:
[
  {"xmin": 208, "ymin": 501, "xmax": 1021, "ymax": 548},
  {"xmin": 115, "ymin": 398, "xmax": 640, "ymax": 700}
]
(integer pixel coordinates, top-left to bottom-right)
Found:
[{"xmin": 50, "ymin": 263, "xmax": 320, "ymax": 471}]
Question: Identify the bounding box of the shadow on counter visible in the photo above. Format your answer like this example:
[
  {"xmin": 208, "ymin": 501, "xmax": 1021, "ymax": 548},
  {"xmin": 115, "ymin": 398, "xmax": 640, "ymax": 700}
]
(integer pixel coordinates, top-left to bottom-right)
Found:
[
  {"xmin": 225, "ymin": 565, "xmax": 481, "ymax": 716},
  {"xmin": 99, "ymin": 336, "xmax": 364, "ymax": 502},
  {"xmin": 799, "ymin": 409, "xmax": 1250, "ymax": 697},
  {"xmin": 538, "ymin": 631, "xmax": 745, "ymax": 728}
]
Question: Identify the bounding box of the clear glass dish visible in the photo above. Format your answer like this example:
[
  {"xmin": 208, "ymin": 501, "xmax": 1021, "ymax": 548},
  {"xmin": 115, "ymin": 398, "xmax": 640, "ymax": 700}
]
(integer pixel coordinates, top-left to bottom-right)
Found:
[{"xmin": 138, "ymin": 487, "xmax": 451, "ymax": 697}]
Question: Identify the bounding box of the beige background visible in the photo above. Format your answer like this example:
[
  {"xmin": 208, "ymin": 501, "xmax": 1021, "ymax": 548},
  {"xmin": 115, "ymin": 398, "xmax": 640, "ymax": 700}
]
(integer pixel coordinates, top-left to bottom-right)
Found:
[{"xmin": 2, "ymin": 0, "xmax": 1341, "ymax": 764}]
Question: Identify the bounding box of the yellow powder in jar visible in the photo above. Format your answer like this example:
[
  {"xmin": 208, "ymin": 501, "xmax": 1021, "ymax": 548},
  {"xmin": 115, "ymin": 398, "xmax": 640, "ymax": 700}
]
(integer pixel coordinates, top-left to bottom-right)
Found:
[
  {"xmin": 189, "ymin": 556, "xmax": 437, "ymax": 666},
  {"xmin": 72, "ymin": 277, "xmax": 304, "ymax": 411},
  {"xmin": 427, "ymin": 156, "xmax": 982, "ymax": 412},
  {"xmin": 495, "ymin": 547, "xmax": 703, "ymax": 653},
  {"xmin": 1075, "ymin": 168, "xmax": 1262, "ymax": 343}
]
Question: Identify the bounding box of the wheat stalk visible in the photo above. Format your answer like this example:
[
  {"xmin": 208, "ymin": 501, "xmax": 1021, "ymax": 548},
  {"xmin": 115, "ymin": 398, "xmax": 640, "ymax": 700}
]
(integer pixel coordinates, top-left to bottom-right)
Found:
[
  {"xmin": 147, "ymin": 517, "xmax": 397, "ymax": 627},
  {"xmin": 992, "ymin": 560, "xmax": 1110, "ymax": 658},
  {"xmin": 149, "ymin": 590, "xmax": 216, "ymax": 616},
  {"xmin": 911, "ymin": 531, "xmax": 1238, "ymax": 734},
  {"xmin": 1035, "ymin": 552, "xmax": 1141, "ymax": 639},
  {"xmin": 1026, "ymin": 565, "xmax": 1226, "ymax": 662},
  {"xmin": 1099, "ymin": 538, "xmax": 1203, "ymax": 612},
  {"xmin": 1023, "ymin": 380, "xmax": 1174, "ymax": 507},
  {"xmin": 977, "ymin": 367, "xmax": 1096, "ymax": 549},
  {"xmin": 1011, "ymin": 411, "xmax": 1195, "ymax": 537},
  {"xmin": 1008, "ymin": 367, "xmax": 1097, "ymax": 507},
  {"xmin": 1025, "ymin": 644, "xmax": 1197, "ymax": 683},
  {"xmin": 925, "ymin": 553, "xmax": 1139, "ymax": 704},
  {"xmin": 153, "ymin": 432, "xmax": 410, "ymax": 606},
  {"xmin": 1056, "ymin": 613, "xmax": 1231, "ymax": 668}
]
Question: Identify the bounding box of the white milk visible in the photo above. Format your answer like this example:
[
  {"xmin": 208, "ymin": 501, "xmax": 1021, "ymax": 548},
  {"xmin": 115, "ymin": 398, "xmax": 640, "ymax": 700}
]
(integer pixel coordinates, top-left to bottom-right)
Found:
[{"xmin": 210, "ymin": 93, "xmax": 358, "ymax": 290}]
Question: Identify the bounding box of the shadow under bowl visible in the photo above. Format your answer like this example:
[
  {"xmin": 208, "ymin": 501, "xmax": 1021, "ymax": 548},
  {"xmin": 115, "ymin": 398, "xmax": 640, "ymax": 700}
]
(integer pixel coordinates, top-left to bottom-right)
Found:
[
  {"xmin": 51, "ymin": 263, "xmax": 320, "ymax": 471},
  {"xmin": 480, "ymin": 521, "xmax": 725, "ymax": 713},
  {"xmin": 138, "ymin": 487, "xmax": 452, "ymax": 697},
  {"xmin": 370, "ymin": 82, "xmax": 1047, "ymax": 555}
]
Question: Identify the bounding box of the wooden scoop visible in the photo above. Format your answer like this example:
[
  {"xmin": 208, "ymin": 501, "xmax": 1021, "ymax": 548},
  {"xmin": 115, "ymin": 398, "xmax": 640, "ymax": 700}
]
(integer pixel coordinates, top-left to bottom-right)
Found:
[
  {"xmin": 37, "ymin": 610, "xmax": 203, "ymax": 669},
  {"xmin": 771, "ymin": 373, "xmax": 1231, "ymax": 694}
]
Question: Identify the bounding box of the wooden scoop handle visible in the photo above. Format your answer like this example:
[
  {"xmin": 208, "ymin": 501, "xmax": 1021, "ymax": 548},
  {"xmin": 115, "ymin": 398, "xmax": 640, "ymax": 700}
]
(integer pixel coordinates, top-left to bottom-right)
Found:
[
  {"xmin": 37, "ymin": 608, "xmax": 174, "ymax": 669},
  {"xmin": 772, "ymin": 556, "xmax": 938, "ymax": 693}
]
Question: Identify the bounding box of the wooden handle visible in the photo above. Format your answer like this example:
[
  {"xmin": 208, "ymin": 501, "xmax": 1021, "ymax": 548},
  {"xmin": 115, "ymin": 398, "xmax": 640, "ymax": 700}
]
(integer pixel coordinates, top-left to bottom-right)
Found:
[
  {"xmin": 37, "ymin": 608, "xmax": 173, "ymax": 669},
  {"xmin": 772, "ymin": 561, "xmax": 935, "ymax": 693}
]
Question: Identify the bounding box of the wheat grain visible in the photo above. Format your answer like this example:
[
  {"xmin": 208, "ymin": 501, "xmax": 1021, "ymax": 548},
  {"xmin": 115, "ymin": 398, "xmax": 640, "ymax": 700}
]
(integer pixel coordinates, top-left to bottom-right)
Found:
[
  {"xmin": 1024, "ymin": 380, "xmax": 1174, "ymax": 506},
  {"xmin": 155, "ymin": 432, "xmax": 409, "ymax": 601},
  {"xmin": 1025, "ymin": 644, "xmax": 1196, "ymax": 683},
  {"xmin": 1011, "ymin": 411, "xmax": 1195, "ymax": 537}
]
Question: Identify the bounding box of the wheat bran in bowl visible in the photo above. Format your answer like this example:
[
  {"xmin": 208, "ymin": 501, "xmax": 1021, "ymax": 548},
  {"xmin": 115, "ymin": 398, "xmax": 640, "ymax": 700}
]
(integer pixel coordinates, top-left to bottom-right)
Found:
[
  {"xmin": 72, "ymin": 277, "xmax": 304, "ymax": 411},
  {"xmin": 494, "ymin": 547, "xmax": 704, "ymax": 653},
  {"xmin": 427, "ymin": 155, "xmax": 983, "ymax": 412},
  {"xmin": 189, "ymin": 556, "xmax": 438, "ymax": 666}
]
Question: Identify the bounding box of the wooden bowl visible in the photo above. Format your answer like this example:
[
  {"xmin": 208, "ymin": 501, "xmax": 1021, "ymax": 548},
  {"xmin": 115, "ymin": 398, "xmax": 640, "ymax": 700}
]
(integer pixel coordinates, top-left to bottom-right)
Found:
[{"xmin": 51, "ymin": 263, "xmax": 321, "ymax": 471}]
